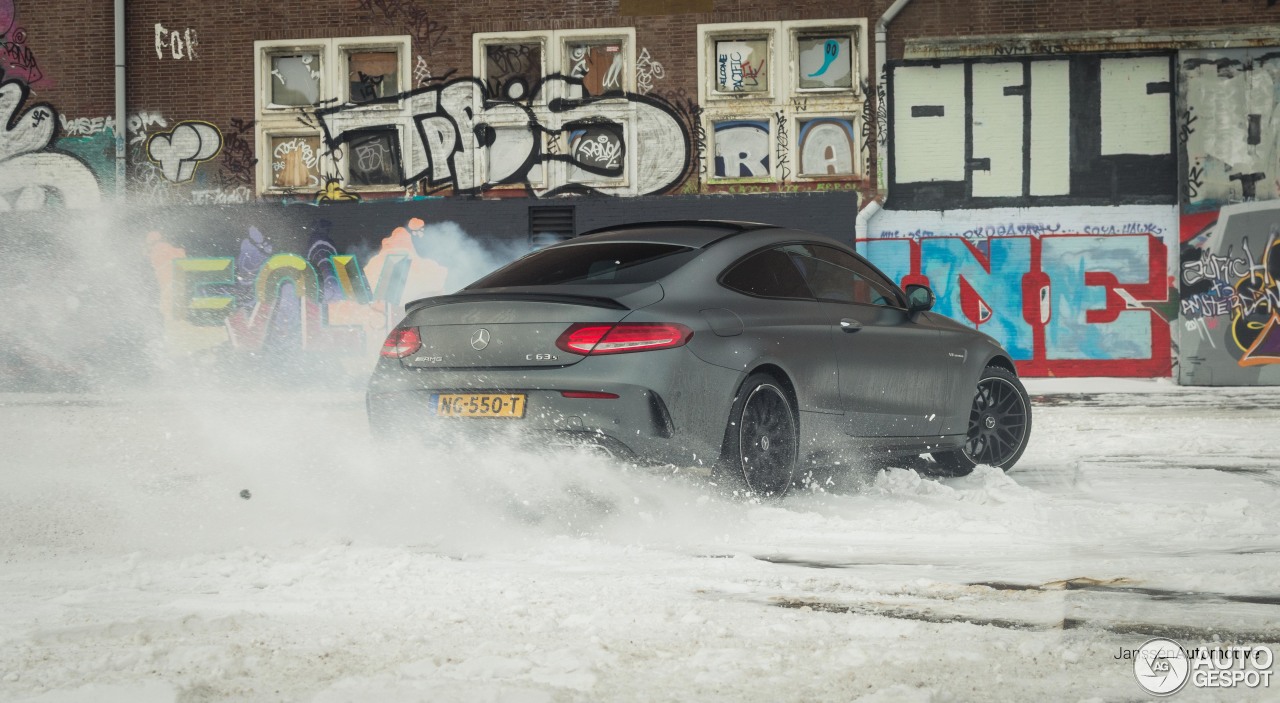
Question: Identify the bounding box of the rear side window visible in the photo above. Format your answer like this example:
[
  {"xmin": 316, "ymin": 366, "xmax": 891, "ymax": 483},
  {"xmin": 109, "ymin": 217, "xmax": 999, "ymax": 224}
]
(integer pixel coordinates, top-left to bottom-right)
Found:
[
  {"xmin": 467, "ymin": 243, "xmax": 700, "ymax": 288},
  {"xmin": 720, "ymin": 248, "xmax": 814, "ymax": 299},
  {"xmin": 781, "ymin": 244, "xmax": 903, "ymax": 307}
]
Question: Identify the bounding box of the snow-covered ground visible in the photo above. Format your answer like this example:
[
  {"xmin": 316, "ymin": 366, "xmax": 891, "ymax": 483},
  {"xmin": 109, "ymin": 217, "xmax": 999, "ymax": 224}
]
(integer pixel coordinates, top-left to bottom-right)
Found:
[{"xmin": 1, "ymin": 379, "xmax": 1278, "ymax": 702}]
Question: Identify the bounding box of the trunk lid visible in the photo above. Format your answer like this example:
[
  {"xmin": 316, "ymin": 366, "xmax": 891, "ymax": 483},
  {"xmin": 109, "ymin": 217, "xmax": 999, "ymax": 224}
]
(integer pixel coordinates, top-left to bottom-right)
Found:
[{"xmin": 397, "ymin": 285, "xmax": 661, "ymax": 369}]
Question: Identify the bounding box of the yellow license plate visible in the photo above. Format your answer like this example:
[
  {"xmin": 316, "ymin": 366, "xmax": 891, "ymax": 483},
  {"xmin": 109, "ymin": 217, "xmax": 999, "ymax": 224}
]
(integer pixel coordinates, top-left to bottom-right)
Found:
[{"xmin": 434, "ymin": 393, "xmax": 527, "ymax": 418}]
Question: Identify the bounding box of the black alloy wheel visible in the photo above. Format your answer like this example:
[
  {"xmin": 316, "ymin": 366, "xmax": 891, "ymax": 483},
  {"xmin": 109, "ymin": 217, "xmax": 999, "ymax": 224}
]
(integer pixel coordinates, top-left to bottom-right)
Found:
[
  {"xmin": 727, "ymin": 374, "xmax": 798, "ymax": 497},
  {"xmin": 932, "ymin": 366, "xmax": 1031, "ymax": 476}
]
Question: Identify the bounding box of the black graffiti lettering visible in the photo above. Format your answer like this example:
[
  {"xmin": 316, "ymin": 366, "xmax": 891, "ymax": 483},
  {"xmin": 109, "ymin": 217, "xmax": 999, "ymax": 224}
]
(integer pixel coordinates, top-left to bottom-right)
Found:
[
  {"xmin": 317, "ymin": 75, "xmax": 690, "ymax": 197},
  {"xmin": 355, "ymin": 0, "xmax": 448, "ymax": 54},
  {"xmin": 1229, "ymin": 171, "xmax": 1265, "ymax": 200},
  {"xmin": 1187, "ymin": 162, "xmax": 1205, "ymax": 200},
  {"xmin": 418, "ymin": 114, "xmax": 459, "ymax": 184},
  {"xmin": 775, "ymin": 110, "xmax": 791, "ymax": 182},
  {"xmin": 1179, "ymin": 106, "xmax": 1197, "ymax": 145}
]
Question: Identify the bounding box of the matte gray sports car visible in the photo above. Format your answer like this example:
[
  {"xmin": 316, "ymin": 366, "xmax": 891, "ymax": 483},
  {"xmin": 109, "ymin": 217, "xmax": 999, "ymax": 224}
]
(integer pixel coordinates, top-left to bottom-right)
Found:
[{"xmin": 368, "ymin": 221, "xmax": 1031, "ymax": 496}]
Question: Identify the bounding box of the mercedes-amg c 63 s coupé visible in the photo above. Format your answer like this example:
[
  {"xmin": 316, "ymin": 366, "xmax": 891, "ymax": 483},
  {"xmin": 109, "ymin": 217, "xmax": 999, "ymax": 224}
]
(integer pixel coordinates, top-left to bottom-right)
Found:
[{"xmin": 368, "ymin": 221, "xmax": 1031, "ymax": 496}]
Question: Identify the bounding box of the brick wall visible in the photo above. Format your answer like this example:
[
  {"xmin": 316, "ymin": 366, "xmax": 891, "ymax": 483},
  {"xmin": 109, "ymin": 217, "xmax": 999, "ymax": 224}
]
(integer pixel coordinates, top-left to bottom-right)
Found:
[{"xmin": 9, "ymin": 0, "xmax": 1280, "ymax": 200}]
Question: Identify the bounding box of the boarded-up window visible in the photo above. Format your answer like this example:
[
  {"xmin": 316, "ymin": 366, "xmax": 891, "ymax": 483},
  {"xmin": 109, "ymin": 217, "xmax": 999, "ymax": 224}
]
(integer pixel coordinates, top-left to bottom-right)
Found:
[
  {"xmin": 270, "ymin": 53, "xmax": 321, "ymax": 106},
  {"xmin": 798, "ymin": 118, "xmax": 856, "ymax": 175},
  {"xmin": 485, "ymin": 43, "xmax": 542, "ymax": 99},
  {"xmin": 348, "ymin": 129, "xmax": 401, "ymax": 186},
  {"xmin": 714, "ymin": 39, "xmax": 768, "ymax": 93},
  {"xmin": 713, "ymin": 120, "xmax": 771, "ymax": 178},
  {"xmin": 567, "ymin": 43, "xmax": 624, "ymax": 95},
  {"xmin": 348, "ymin": 51, "xmax": 399, "ymax": 103},
  {"xmin": 568, "ymin": 123, "xmax": 626, "ymax": 182},
  {"xmin": 797, "ymin": 36, "xmax": 852, "ymax": 90},
  {"xmin": 270, "ymin": 135, "xmax": 322, "ymax": 188}
]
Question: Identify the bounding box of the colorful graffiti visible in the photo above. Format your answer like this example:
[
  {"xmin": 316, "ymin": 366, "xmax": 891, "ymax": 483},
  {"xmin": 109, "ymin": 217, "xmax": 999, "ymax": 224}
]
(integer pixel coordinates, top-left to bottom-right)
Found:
[
  {"xmin": 150, "ymin": 217, "xmax": 518, "ymax": 363},
  {"xmin": 1176, "ymin": 48, "xmax": 1280, "ymax": 385},
  {"xmin": 865, "ymin": 206, "xmax": 1178, "ymax": 377},
  {"xmin": 0, "ymin": 0, "xmax": 43, "ymax": 86},
  {"xmin": 1179, "ymin": 202, "xmax": 1280, "ymax": 383},
  {"xmin": 314, "ymin": 75, "xmax": 690, "ymax": 197},
  {"xmin": 861, "ymin": 232, "xmax": 1171, "ymax": 376},
  {"xmin": 53, "ymin": 111, "xmax": 254, "ymax": 205}
]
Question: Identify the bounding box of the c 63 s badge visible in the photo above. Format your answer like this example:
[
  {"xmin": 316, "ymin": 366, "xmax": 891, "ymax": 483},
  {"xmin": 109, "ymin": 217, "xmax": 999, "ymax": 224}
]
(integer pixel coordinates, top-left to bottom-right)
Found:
[{"xmin": 526, "ymin": 353, "xmax": 558, "ymax": 361}]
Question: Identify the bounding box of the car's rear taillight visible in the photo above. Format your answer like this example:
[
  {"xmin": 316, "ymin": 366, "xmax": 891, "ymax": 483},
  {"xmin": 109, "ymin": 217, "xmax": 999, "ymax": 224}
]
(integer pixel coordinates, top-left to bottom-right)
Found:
[
  {"xmin": 380, "ymin": 327, "xmax": 422, "ymax": 358},
  {"xmin": 555, "ymin": 323, "xmax": 693, "ymax": 355}
]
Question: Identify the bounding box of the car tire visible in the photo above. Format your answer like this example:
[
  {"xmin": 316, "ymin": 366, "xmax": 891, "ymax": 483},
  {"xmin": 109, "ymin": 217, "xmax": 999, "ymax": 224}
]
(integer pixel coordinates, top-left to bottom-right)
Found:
[
  {"xmin": 723, "ymin": 373, "xmax": 799, "ymax": 497},
  {"xmin": 931, "ymin": 366, "xmax": 1032, "ymax": 477}
]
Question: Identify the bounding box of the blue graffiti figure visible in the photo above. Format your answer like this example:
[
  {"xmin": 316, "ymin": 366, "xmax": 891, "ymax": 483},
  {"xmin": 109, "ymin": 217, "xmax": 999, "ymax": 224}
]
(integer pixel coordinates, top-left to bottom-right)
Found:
[{"xmin": 807, "ymin": 39, "xmax": 841, "ymax": 78}]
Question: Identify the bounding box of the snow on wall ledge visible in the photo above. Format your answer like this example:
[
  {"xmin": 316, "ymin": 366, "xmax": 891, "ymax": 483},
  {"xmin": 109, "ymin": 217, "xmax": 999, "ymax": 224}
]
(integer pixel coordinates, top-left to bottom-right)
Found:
[{"xmin": 862, "ymin": 205, "xmax": 1179, "ymax": 378}]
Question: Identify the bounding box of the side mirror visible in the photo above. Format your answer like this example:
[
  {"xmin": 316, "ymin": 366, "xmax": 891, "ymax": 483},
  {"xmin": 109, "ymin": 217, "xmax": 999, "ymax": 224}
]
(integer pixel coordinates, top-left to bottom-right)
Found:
[{"xmin": 904, "ymin": 283, "xmax": 934, "ymax": 313}]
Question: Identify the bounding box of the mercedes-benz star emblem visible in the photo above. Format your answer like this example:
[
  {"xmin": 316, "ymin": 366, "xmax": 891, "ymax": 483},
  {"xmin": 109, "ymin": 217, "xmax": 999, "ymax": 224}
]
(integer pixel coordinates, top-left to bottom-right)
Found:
[{"xmin": 470, "ymin": 328, "xmax": 491, "ymax": 351}]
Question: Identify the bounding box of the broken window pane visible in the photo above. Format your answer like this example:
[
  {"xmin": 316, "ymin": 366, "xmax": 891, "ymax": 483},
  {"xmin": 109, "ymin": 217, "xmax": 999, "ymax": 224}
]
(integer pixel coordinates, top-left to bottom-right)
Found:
[
  {"xmin": 270, "ymin": 53, "xmax": 321, "ymax": 106},
  {"xmin": 485, "ymin": 43, "xmax": 542, "ymax": 100},
  {"xmin": 567, "ymin": 42, "xmax": 625, "ymax": 95},
  {"xmin": 348, "ymin": 129, "xmax": 402, "ymax": 186},
  {"xmin": 348, "ymin": 51, "xmax": 400, "ymax": 103},
  {"xmin": 270, "ymin": 135, "xmax": 322, "ymax": 189},
  {"xmin": 797, "ymin": 36, "xmax": 853, "ymax": 90},
  {"xmin": 714, "ymin": 38, "xmax": 768, "ymax": 93}
]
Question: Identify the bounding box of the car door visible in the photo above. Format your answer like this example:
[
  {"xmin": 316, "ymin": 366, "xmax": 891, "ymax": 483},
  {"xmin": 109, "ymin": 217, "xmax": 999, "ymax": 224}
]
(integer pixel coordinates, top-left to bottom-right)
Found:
[
  {"xmin": 709, "ymin": 246, "xmax": 842, "ymax": 416},
  {"xmin": 784, "ymin": 244, "xmax": 956, "ymax": 439}
]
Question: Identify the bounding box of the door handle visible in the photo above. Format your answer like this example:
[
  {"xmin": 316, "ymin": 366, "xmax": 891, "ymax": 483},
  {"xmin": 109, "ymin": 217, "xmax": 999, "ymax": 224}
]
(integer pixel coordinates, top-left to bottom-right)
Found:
[{"xmin": 839, "ymin": 318, "xmax": 863, "ymax": 332}]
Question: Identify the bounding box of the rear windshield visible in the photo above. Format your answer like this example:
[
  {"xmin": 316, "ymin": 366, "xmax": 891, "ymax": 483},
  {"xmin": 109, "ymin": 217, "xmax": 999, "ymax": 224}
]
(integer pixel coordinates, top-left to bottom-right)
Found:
[{"xmin": 467, "ymin": 242, "xmax": 700, "ymax": 288}]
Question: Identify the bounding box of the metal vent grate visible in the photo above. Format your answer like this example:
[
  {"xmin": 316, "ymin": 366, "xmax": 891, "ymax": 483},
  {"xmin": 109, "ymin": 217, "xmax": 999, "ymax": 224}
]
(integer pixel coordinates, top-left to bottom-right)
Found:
[{"xmin": 529, "ymin": 206, "xmax": 576, "ymax": 248}]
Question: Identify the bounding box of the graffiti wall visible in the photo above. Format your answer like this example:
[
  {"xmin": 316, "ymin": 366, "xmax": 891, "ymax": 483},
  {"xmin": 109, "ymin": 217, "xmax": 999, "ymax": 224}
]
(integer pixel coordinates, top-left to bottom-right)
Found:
[
  {"xmin": 889, "ymin": 54, "xmax": 1176, "ymax": 210},
  {"xmin": 0, "ymin": 78, "xmax": 101, "ymax": 209},
  {"xmin": 864, "ymin": 206, "xmax": 1178, "ymax": 377},
  {"xmin": 52, "ymin": 112, "xmax": 256, "ymax": 207},
  {"xmin": 878, "ymin": 52, "xmax": 1183, "ymax": 377},
  {"xmin": 312, "ymin": 74, "xmax": 690, "ymax": 198},
  {"xmin": 1, "ymin": 191, "xmax": 858, "ymax": 390},
  {"xmin": 1178, "ymin": 48, "xmax": 1280, "ymax": 384}
]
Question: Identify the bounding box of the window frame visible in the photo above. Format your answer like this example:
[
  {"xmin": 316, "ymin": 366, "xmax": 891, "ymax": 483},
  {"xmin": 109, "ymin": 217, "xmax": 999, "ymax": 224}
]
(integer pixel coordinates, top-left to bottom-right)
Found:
[
  {"xmin": 697, "ymin": 21, "xmax": 779, "ymax": 104},
  {"xmin": 338, "ymin": 39, "xmax": 410, "ymax": 108},
  {"xmin": 253, "ymin": 35, "xmax": 412, "ymax": 196},
  {"xmin": 472, "ymin": 27, "xmax": 637, "ymax": 194},
  {"xmin": 696, "ymin": 19, "xmax": 869, "ymax": 187},
  {"xmin": 262, "ymin": 131, "xmax": 327, "ymax": 192},
  {"xmin": 785, "ymin": 19, "xmax": 864, "ymax": 97}
]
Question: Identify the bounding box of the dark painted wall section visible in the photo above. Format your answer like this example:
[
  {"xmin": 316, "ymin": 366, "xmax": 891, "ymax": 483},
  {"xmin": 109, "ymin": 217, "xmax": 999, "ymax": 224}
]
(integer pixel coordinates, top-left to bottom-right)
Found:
[{"xmin": 0, "ymin": 191, "xmax": 859, "ymax": 391}]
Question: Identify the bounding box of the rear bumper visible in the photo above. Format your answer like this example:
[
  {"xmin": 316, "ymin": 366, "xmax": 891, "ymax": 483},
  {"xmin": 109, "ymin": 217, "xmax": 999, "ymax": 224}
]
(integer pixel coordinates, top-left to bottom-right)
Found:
[{"xmin": 366, "ymin": 348, "xmax": 743, "ymax": 467}]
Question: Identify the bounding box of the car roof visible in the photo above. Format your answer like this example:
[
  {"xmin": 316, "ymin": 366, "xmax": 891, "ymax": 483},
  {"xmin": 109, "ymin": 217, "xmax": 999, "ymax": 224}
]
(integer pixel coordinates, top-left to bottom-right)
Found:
[{"xmin": 569, "ymin": 220, "xmax": 777, "ymax": 248}]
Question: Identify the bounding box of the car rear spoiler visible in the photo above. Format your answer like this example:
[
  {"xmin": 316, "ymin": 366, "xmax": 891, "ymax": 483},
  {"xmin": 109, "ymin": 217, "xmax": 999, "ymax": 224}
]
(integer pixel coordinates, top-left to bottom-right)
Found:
[{"xmin": 404, "ymin": 292, "xmax": 630, "ymax": 313}]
